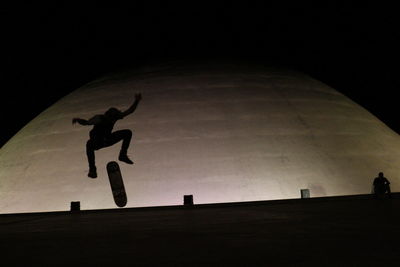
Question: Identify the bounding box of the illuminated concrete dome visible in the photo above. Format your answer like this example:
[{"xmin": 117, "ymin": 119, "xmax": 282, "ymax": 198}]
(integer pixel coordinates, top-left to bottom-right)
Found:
[{"xmin": 1, "ymin": 62, "xmax": 399, "ymax": 213}]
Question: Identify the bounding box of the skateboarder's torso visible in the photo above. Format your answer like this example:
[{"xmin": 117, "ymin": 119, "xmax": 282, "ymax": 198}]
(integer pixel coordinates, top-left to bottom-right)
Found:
[{"xmin": 89, "ymin": 115, "xmax": 119, "ymax": 140}]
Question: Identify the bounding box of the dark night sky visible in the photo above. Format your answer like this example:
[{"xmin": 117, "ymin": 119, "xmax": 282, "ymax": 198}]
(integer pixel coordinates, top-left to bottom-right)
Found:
[{"xmin": 1, "ymin": 2, "xmax": 399, "ymax": 147}]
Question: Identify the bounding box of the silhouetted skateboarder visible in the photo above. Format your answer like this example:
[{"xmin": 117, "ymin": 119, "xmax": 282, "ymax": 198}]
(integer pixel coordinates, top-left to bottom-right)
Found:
[
  {"xmin": 73, "ymin": 93, "xmax": 142, "ymax": 178},
  {"xmin": 373, "ymin": 172, "xmax": 391, "ymax": 198}
]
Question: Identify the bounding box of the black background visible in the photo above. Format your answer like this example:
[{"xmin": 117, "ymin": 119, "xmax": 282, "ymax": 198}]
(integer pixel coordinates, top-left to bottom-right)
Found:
[{"xmin": 1, "ymin": 2, "xmax": 399, "ymax": 147}]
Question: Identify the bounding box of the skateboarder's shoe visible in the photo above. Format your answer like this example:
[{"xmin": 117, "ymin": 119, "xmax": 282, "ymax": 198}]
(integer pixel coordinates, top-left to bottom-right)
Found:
[
  {"xmin": 88, "ymin": 167, "xmax": 97, "ymax": 178},
  {"xmin": 118, "ymin": 154, "xmax": 134, "ymax": 164}
]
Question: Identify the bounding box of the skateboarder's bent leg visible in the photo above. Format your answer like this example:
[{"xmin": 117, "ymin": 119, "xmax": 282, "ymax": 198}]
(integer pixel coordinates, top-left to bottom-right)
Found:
[
  {"xmin": 105, "ymin": 130, "xmax": 134, "ymax": 164},
  {"xmin": 86, "ymin": 139, "xmax": 100, "ymax": 178}
]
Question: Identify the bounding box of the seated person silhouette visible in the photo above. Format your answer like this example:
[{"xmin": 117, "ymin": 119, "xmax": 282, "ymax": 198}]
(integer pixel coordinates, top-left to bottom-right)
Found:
[
  {"xmin": 373, "ymin": 172, "xmax": 391, "ymax": 198},
  {"xmin": 73, "ymin": 93, "xmax": 142, "ymax": 178}
]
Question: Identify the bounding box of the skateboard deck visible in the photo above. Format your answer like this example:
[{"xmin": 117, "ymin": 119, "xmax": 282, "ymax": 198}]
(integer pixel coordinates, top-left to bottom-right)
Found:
[{"xmin": 106, "ymin": 161, "xmax": 127, "ymax": 207}]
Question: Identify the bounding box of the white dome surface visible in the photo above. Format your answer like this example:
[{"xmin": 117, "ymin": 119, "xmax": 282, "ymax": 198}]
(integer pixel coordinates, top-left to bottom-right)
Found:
[{"xmin": 1, "ymin": 62, "xmax": 399, "ymax": 213}]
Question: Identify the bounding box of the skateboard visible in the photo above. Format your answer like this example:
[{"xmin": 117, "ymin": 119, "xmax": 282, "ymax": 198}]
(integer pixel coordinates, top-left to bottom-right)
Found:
[{"xmin": 106, "ymin": 161, "xmax": 128, "ymax": 207}]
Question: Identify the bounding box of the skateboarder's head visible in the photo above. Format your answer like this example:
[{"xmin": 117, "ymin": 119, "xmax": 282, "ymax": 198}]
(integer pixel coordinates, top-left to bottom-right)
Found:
[
  {"xmin": 379, "ymin": 172, "xmax": 384, "ymax": 177},
  {"xmin": 105, "ymin": 107, "xmax": 123, "ymax": 119}
]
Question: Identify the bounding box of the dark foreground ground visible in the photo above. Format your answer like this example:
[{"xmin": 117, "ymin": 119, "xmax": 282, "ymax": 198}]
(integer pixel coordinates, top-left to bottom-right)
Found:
[{"xmin": 1, "ymin": 194, "xmax": 400, "ymax": 266}]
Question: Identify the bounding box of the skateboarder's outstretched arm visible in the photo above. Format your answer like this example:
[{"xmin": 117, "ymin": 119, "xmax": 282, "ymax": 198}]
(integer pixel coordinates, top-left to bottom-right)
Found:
[
  {"xmin": 121, "ymin": 93, "xmax": 142, "ymax": 118},
  {"xmin": 72, "ymin": 115, "xmax": 102, "ymax": 126}
]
